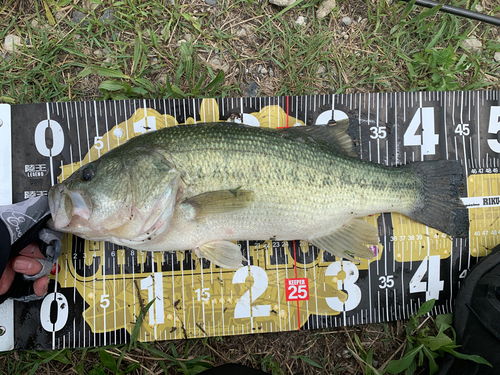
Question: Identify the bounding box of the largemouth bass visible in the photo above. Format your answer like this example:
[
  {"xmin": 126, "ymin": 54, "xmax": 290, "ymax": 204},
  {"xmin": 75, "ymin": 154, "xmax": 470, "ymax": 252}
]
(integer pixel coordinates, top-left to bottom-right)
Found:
[{"xmin": 48, "ymin": 121, "xmax": 468, "ymax": 268}]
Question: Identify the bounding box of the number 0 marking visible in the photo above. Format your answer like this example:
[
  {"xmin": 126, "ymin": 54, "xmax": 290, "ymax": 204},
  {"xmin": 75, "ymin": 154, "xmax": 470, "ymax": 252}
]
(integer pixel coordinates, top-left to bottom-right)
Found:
[{"xmin": 40, "ymin": 293, "xmax": 69, "ymax": 332}]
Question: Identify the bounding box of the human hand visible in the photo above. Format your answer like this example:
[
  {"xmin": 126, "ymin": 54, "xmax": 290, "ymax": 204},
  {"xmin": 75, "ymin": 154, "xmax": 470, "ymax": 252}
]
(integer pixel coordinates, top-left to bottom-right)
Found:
[{"xmin": 0, "ymin": 243, "xmax": 49, "ymax": 298}]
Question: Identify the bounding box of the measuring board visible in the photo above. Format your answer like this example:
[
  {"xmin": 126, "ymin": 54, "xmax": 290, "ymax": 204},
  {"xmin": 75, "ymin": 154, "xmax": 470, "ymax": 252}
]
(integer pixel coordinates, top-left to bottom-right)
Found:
[{"xmin": 0, "ymin": 91, "xmax": 499, "ymax": 351}]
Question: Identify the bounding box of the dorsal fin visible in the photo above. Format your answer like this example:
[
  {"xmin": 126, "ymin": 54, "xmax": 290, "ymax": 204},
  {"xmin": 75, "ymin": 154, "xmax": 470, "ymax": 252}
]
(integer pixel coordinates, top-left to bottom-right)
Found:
[{"xmin": 276, "ymin": 119, "xmax": 358, "ymax": 157}]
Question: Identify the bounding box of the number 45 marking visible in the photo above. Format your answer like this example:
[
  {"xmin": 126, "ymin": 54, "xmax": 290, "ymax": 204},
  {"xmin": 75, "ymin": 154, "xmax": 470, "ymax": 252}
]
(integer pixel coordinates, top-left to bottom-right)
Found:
[{"xmin": 409, "ymin": 255, "xmax": 444, "ymax": 301}]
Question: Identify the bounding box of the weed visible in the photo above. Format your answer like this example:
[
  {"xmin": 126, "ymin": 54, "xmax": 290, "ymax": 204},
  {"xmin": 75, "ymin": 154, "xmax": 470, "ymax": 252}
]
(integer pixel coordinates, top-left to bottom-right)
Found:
[
  {"xmin": 261, "ymin": 354, "xmax": 284, "ymax": 375},
  {"xmin": 384, "ymin": 299, "xmax": 491, "ymax": 375}
]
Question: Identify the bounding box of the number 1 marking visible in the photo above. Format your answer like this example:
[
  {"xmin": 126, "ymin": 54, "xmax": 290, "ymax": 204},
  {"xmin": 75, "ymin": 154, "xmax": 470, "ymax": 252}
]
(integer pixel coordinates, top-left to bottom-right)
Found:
[{"xmin": 140, "ymin": 273, "xmax": 165, "ymax": 325}]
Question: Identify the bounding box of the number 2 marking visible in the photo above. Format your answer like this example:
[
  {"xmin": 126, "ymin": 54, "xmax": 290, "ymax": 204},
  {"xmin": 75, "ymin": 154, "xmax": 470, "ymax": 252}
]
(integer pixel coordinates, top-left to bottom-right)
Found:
[{"xmin": 233, "ymin": 266, "xmax": 270, "ymax": 319}]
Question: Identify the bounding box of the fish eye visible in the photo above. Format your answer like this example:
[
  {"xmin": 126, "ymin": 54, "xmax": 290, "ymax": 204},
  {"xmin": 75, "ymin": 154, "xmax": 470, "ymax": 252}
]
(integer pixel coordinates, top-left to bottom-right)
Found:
[{"xmin": 81, "ymin": 165, "xmax": 95, "ymax": 181}]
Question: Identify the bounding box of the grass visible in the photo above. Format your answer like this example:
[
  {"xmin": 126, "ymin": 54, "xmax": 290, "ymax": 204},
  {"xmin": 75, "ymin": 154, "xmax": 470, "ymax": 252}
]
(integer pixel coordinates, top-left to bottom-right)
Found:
[{"xmin": 0, "ymin": 0, "xmax": 500, "ymax": 373}]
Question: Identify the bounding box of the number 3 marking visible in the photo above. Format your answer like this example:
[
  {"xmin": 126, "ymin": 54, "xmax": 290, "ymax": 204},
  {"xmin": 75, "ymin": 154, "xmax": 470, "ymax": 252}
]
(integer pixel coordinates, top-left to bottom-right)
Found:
[{"xmin": 325, "ymin": 261, "xmax": 361, "ymax": 311}]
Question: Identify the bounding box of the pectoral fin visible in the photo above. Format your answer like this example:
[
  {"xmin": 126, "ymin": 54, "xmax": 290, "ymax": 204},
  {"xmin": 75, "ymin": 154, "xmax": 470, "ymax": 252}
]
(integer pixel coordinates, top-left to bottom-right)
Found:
[
  {"xmin": 308, "ymin": 219, "xmax": 378, "ymax": 260},
  {"xmin": 194, "ymin": 240, "xmax": 244, "ymax": 269},
  {"xmin": 182, "ymin": 189, "xmax": 254, "ymax": 220}
]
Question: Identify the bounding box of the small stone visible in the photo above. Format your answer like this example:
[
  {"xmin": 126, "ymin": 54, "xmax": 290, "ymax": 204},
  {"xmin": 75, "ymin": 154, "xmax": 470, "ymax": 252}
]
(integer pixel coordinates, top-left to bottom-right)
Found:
[
  {"xmin": 316, "ymin": 65, "xmax": 326, "ymax": 75},
  {"xmin": 158, "ymin": 74, "xmax": 167, "ymax": 86},
  {"xmin": 151, "ymin": 57, "xmax": 159, "ymax": 67},
  {"xmin": 342, "ymin": 349, "xmax": 352, "ymax": 359},
  {"xmin": 269, "ymin": 68, "xmax": 274, "ymax": 77},
  {"xmin": 475, "ymin": 4, "xmax": 484, "ymax": 12},
  {"xmin": 317, "ymin": 0, "xmax": 336, "ymax": 19},
  {"xmin": 100, "ymin": 9, "xmax": 115, "ymax": 23},
  {"xmin": 72, "ymin": 10, "xmax": 88, "ymax": 24},
  {"xmin": 257, "ymin": 65, "xmax": 262, "ymax": 73},
  {"xmin": 103, "ymin": 57, "xmax": 113, "ymax": 64},
  {"xmin": 4, "ymin": 34, "xmax": 22, "ymax": 52},
  {"xmin": 205, "ymin": 0, "xmax": 217, "ymax": 4},
  {"xmin": 343, "ymin": 33, "xmax": 349, "ymax": 40},
  {"xmin": 208, "ymin": 56, "xmax": 229, "ymax": 72},
  {"xmin": 494, "ymin": 52, "xmax": 500, "ymax": 62},
  {"xmin": 342, "ymin": 16, "xmax": 352, "ymax": 26},
  {"xmin": 93, "ymin": 49, "xmax": 104, "ymax": 57},
  {"xmin": 295, "ymin": 16, "xmax": 307, "ymax": 26},
  {"xmin": 261, "ymin": 67, "xmax": 268, "ymax": 74},
  {"xmin": 30, "ymin": 19, "xmax": 39, "ymax": 28},
  {"xmin": 184, "ymin": 33, "xmax": 192, "ymax": 42},
  {"xmin": 55, "ymin": 11, "xmax": 65, "ymax": 21},
  {"xmin": 269, "ymin": 0, "xmax": 295, "ymax": 5},
  {"xmin": 176, "ymin": 39, "xmax": 187, "ymax": 46},
  {"xmin": 236, "ymin": 28, "xmax": 247, "ymax": 37},
  {"xmin": 244, "ymin": 81, "xmax": 258, "ymax": 97},
  {"xmin": 82, "ymin": 0, "xmax": 98, "ymax": 11},
  {"xmin": 461, "ymin": 37, "xmax": 482, "ymax": 52},
  {"xmin": 75, "ymin": 34, "xmax": 81, "ymax": 39}
]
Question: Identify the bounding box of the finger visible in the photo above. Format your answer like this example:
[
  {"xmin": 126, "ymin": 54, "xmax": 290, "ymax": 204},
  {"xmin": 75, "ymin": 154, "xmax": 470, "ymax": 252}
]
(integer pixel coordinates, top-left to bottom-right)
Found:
[
  {"xmin": 0, "ymin": 261, "xmax": 15, "ymax": 295},
  {"xmin": 12, "ymin": 255, "xmax": 43, "ymax": 276},
  {"xmin": 19, "ymin": 243, "xmax": 44, "ymax": 259},
  {"xmin": 33, "ymin": 276, "xmax": 49, "ymax": 297}
]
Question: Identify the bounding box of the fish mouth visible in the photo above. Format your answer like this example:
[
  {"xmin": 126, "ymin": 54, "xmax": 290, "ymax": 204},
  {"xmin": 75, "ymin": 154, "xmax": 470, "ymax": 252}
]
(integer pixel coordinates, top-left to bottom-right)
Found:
[{"xmin": 48, "ymin": 184, "xmax": 92, "ymax": 229}]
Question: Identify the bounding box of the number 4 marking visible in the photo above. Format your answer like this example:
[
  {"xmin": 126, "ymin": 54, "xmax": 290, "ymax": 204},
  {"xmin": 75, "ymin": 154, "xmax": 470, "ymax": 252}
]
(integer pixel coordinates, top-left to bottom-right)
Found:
[
  {"xmin": 409, "ymin": 255, "xmax": 444, "ymax": 301},
  {"xmin": 403, "ymin": 107, "xmax": 439, "ymax": 155}
]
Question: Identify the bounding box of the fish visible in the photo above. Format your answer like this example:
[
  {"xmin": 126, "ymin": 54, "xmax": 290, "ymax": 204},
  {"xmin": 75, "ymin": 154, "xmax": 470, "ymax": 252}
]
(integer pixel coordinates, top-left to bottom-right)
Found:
[{"xmin": 47, "ymin": 121, "xmax": 469, "ymax": 269}]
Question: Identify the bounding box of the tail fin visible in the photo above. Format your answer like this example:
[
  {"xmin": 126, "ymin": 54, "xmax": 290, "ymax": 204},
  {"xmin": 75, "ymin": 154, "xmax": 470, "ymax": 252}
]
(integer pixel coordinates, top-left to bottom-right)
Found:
[{"xmin": 404, "ymin": 160, "xmax": 469, "ymax": 238}]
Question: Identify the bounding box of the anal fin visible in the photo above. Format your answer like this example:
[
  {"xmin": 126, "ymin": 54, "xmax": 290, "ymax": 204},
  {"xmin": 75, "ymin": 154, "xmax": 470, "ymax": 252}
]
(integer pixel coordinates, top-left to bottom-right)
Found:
[
  {"xmin": 194, "ymin": 240, "xmax": 244, "ymax": 269},
  {"xmin": 308, "ymin": 219, "xmax": 378, "ymax": 260}
]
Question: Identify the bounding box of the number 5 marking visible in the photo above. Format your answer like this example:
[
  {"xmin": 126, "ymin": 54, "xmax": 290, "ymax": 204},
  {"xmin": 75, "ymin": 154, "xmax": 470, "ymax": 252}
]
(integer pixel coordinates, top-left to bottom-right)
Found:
[
  {"xmin": 487, "ymin": 106, "xmax": 500, "ymax": 153},
  {"xmin": 325, "ymin": 261, "xmax": 361, "ymax": 312}
]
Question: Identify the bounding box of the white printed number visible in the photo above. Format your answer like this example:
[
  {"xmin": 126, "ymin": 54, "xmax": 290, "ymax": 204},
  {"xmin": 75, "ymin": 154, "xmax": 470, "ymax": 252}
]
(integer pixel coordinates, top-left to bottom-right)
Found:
[
  {"xmin": 94, "ymin": 136, "xmax": 104, "ymax": 150},
  {"xmin": 370, "ymin": 126, "xmax": 387, "ymax": 139},
  {"xmin": 40, "ymin": 293, "xmax": 69, "ymax": 332},
  {"xmin": 487, "ymin": 106, "xmax": 500, "ymax": 152},
  {"xmin": 403, "ymin": 107, "xmax": 438, "ymax": 155},
  {"xmin": 409, "ymin": 255, "xmax": 444, "ymax": 301},
  {"xmin": 233, "ymin": 266, "xmax": 270, "ymax": 319},
  {"xmin": 140, "ymin": 272, "xmax": 165, "ymax": 325},
  {"xmin": 379, "ymin": 275, "xmax": 394, "ymax": 289},
  {"xmin": 454, "ymin": 124, "xmax": 470, "ymax": 136},
  {"xmin": 325, "ymin": 261, "xmax": 361, "ymax": 311},
  {"xmin": 195, "ymin": 287, "xmax": 210, "ymax": 302},
  {"xmin": 288, "ymin": 284, "xmax": 308, "ymax": 299},
  {"xmin": 34, "ymin": 120, "xmax": 65, "ymax": 157},
  {"xmin": 100, "ymin": 294, "xmax": 110, "ymax": 308}
]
